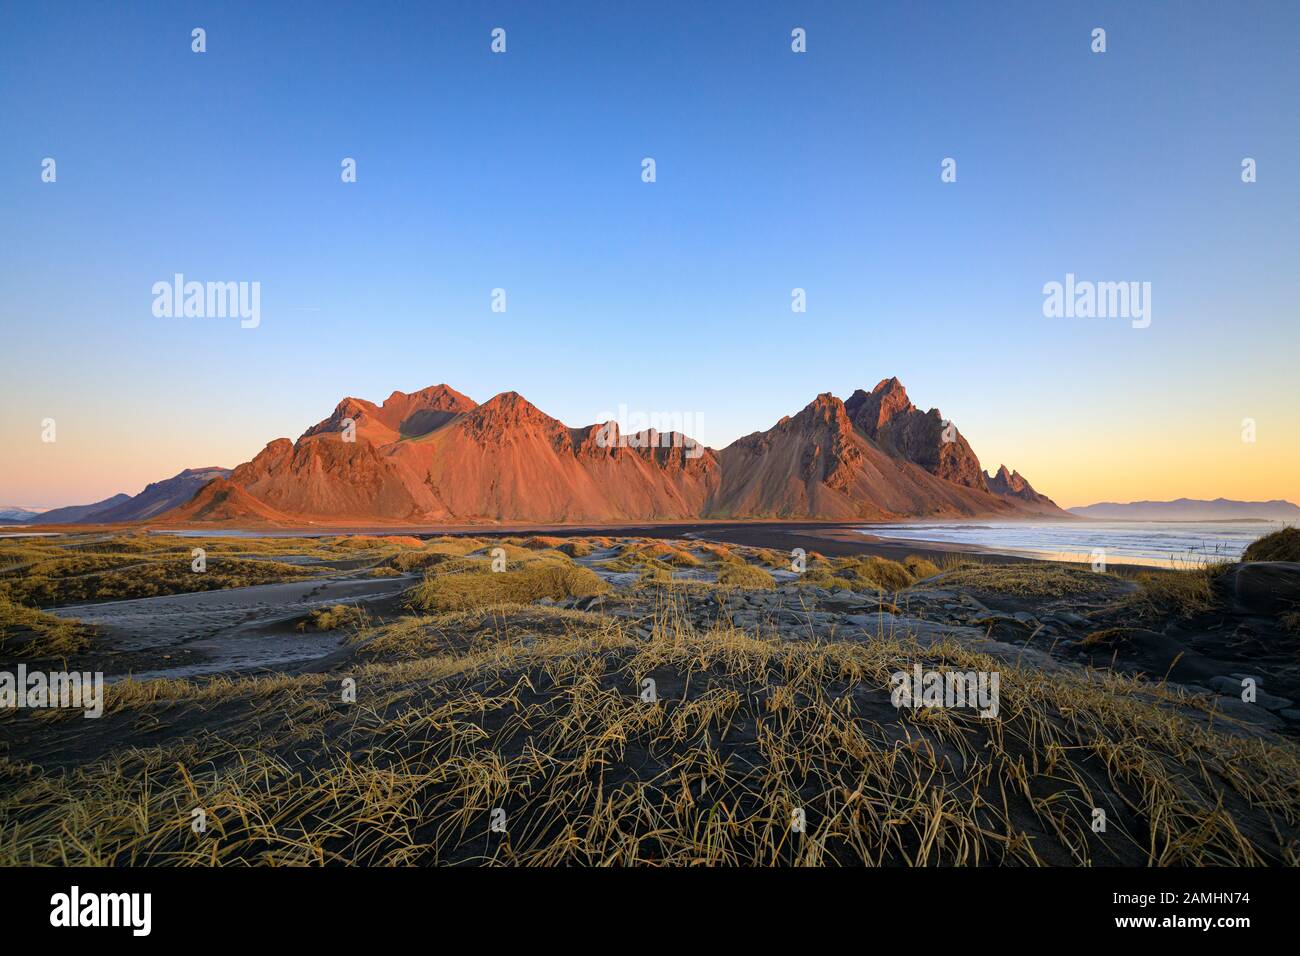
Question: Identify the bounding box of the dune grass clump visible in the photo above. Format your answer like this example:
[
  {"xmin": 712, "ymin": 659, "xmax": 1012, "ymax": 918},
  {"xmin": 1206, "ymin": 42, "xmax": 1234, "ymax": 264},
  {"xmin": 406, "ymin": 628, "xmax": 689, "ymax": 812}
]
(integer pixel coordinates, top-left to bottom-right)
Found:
[
  {"xmin": 335, "ymin": 535, "xmax": 424, "ymax": 550},
  {"xmin": 902, "ymin": 555, "xmax": 940, "ymax": 580},
  {"xmin": 846, "ymin": 556, "xmax": 917, "ymax": 591},
  {"xmin": 296, "ymin": 604, "xmax": 367, "ymax": 633},
  {"xmin": 520, "ymin": 536, "xmax": 567, "ymax": 550},
  {"xmin": 0, "ymin": 596, "xmax": 94, "ymax": 660},
  {"xmin": 1243, "ymin": 527, "xmax": 1300, "ymax": 563},
  {"xmin": 695, "ymin": 542, "xmax": 745, "ymax": 565},
  {"xmin": 556, "ymin": 539, "xmax": 596, "ymax": 558},
  {"xmin": 472, "ymin": 542, "xmax": 561, "ymax": 564},
  {"xmin": 1126, "ymin": 564, "xmax": 1224, "ymax": 621},
  {"xmin": 602, "ymin": 541, "xmax": 702, "ymax": 574},
  {"xmin": 389, "ymin": 539, "xmax": 486, "ymax": 572},
  {"xmin": 355, "ymin": 606, "xmax": 611, "ymax": 661},
  {"xmin": 426, "ymin": 535, "xmax": 487, "ymax": 550},
  {"xmin": 409, "ymin": 562, "xmax": 609, "ymax": 612},
  {"xmin": 715, "ymin": 562, "xmax": 777, "ymax": 590},
  {"xmin": 934, "ymin": 563, "xmax": 1122, "ymax": 598},
  {"xmin": 635, "ymin": 566, "xmax": 676, "ymax": 586},
  {"xmin": 4, "ymin": 557, "xmax": 309, "ymax": 607},
  {"xmin": 797, "ymin": 555, "xmax": 916, "ymax": 593},
  {"xmin": 627, "ymin": 542, "xmax": 701, "ymax": 568}
]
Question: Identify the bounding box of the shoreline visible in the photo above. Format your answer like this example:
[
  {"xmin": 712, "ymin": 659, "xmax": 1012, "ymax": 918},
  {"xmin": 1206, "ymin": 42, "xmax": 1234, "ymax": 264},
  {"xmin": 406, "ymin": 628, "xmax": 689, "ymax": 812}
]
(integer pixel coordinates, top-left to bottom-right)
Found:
[{"xmin": 4, "ymin": 517, "xmax": 1256, "ymax": 574}]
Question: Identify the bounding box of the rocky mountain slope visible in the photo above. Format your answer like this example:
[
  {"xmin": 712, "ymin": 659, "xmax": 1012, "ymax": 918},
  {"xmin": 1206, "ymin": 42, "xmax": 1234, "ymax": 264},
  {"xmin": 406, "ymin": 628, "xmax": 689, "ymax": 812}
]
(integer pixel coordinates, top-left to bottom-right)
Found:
[{"xmin": 162, "ymin": 379, "xmax": 1066, "ymax": 525}]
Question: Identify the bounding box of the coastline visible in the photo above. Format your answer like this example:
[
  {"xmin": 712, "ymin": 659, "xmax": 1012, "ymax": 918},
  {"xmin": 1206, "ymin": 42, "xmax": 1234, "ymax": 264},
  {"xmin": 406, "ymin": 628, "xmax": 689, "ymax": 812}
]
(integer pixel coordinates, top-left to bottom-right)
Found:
[{"xmin": 3, "ymin": 517, "xmax": 1256, "ymax": 574}]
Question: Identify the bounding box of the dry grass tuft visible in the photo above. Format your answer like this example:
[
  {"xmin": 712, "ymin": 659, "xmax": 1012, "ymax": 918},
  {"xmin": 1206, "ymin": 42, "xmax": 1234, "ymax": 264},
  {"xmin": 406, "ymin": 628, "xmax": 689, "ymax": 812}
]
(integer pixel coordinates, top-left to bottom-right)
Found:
[
  {"xmin": 695, "ymin": 542, "xmax": 745, "ymax": 565},
  {"xmin": 1126, "ymin": 565, "xmax": 1224, "ymax": 621},
  {"xmin": 0, "ymin": 596, "xmax": 94, "ymax": 660},
  {"xmin": 715, "ymin": 562, "xmax": 777, "ymax": 590},
  {"xmin": 297, "ymin": 604, "xmax": 367, "ymax": 633},
  {"xmin": 798, "ymin": 555, "xmax": 917, "ymax": 592},
  {"xmin": 556, "ymin": 539, "xmax": 596, "ymax": 558},
  {"xmin": 409, "ymin": 562, "xmax": 609, "ymax": 612},
  {"xmin": 902, "ymin": 555, "xmax": 941, "ymax": 579},
  {"xmin": 935, "ymin": 563, "xmax": 1122, "ymax": 598},
  {"xmin": 1243, "ymin": 527, "xmax": 1300, "ymax": 563}
]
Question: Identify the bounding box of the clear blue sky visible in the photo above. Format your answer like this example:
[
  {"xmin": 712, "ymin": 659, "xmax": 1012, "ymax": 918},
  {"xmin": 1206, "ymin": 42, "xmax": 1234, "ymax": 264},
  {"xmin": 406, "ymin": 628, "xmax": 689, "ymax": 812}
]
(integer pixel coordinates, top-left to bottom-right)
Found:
[{"xmin": 1, "ymin": 0, "xmax": 1297, "ymax": 508}]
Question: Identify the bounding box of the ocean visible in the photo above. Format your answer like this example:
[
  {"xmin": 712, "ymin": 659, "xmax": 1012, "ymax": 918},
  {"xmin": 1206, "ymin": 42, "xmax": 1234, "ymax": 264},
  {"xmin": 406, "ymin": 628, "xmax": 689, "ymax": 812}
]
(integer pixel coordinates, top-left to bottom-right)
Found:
[{"xmin": 855, "ymin": 520, "xmax": 1287, "ymax": 567}]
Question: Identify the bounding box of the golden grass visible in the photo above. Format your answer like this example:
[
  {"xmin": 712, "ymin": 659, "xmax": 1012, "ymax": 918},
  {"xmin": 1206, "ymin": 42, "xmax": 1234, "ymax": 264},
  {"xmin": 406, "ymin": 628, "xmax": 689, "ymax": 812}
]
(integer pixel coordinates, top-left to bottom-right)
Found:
[
  {"xmin": 2, "ymin": 557, "xmax": 310, "ymax": 607},
  {"xmin": 797, "ymin": 555, "xmax": 917, "ymax": 592},
  {"xmin": 0, "ymin": 596, "xmax": 93, "ymax": 660},
  {"xmin": 2, "ymin": 601, "xmax": 1296, "ymax": 866},
  {"xmin": 1126, "ymin": 565, "xmax": 1224, "ymax": 620},
  {"xmin": 715, "ymin": 562, "xmax": 777, "ymax": 590},
  {"xmin": 355, "ymin": 606, "xmax": 612, "ymax": 661},
  {"xmin": 695, "ymin": 542, "xmax": 745, "ymax": 565},
  {"xmin": 902, "ymin": 555, "xmax": 941, "ymax": 579},
  {"xmin": 0, "ymin": 533, "xmax": 429, "ymax": 608},
  {"xmin": 935, "ymin": 563, "xmax": 1122, "ymax": 598},
  {"xmin": 607, "ymin": 542, "xmax": 701, "ymax": 569},
  {"xmin": 339, "ymin": 535, "xmax": 425, "ymax": 549},
  {"xmin": 1243, "ymin": 527, "xmax": 1300, "ymax": 562},
  {"xmin": 389, "ymin": 540, "xmax": 484, "ymax": 571},
  {"xmin": 409, "ymin": 562, "xmax": 609, "ymax": 612},
  {"xmin": 4, "ymin": 533, "xmax": 1297, "ymax": 867},
  {"xmin": 296, "ymin": 604, "xmax": 367, "ymax": 633}
]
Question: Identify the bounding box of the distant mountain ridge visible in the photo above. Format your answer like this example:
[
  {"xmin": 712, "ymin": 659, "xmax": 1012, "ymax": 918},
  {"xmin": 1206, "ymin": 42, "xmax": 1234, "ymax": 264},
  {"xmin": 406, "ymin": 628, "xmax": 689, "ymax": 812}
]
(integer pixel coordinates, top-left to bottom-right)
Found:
[
  {"xmin": 1068, "ymin": 498, "xmax": 1300, "ymax": 521},
  {"xmin": 0, "ymin": 505, "xmax": 46, "ymax": 525},
  {"xmin": 31, "ymin": 468, "xmax": 231, "ymax": 525}
]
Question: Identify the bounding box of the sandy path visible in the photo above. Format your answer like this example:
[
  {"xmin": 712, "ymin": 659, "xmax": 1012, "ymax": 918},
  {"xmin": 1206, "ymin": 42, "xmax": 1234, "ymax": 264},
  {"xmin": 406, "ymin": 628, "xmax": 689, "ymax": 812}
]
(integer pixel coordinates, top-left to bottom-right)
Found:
[{"xmin": 50, "ymin": 573, "xmax": 417, "ymax": 680}]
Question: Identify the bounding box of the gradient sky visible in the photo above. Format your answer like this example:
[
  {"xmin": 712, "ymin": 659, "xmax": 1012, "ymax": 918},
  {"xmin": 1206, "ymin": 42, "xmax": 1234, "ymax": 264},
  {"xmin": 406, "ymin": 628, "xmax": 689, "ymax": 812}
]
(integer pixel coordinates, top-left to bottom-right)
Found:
[{"xmin": 1, "ymin": 0, "xmax": 1297, "ymax": 510}]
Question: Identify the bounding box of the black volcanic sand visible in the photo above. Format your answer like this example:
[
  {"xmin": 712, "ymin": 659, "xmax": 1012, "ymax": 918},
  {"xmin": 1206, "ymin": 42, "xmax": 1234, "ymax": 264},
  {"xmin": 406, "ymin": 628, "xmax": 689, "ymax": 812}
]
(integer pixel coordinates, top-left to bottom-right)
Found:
[
  {"xmin": 2, "ymin": 532, "xmax": 1299, "ymax": 866},
  {"xmin": 429, "ymin": 521, "xmax": 1164, "ymax": 573}
]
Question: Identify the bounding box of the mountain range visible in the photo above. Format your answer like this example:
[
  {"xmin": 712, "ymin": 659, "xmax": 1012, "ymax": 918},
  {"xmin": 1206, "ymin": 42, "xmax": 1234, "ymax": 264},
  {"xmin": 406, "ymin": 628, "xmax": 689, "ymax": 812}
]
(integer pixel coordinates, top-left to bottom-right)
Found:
[
  {"xmin": 143, "ymin": 378, "xmax": 1067, "ymax": 525},
  {"xmin": 0, "ymin": 506, "xmax": 44, "ymax": 525},
  {"xmin": 29, "ymin": 467, "xmax": 232, "ymax": 525},
  {"xmin": 1068, "ymin": 498, "xmax": 1300, "ymax": 522}
]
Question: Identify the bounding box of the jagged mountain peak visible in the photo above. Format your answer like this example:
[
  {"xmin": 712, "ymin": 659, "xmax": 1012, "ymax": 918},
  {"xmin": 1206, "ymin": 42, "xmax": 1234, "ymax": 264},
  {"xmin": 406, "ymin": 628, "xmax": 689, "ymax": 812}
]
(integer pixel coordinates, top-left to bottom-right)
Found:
[{"xmin": 136, "ymin": 377, "xmax": 1068, "ymax": 525}]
